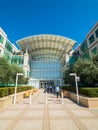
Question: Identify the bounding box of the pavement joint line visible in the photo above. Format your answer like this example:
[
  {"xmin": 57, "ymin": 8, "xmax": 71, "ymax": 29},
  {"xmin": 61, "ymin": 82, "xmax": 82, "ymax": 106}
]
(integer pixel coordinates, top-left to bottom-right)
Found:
[
  {"xmin": 42, "ymin": 91, "xmax": 50, "ymax": 130},
  {"xmin": 63, "ymin": 104, "xmax": 88, "ymax": 130},
  {"xmin": 6, "ymin": 90, "xmax": 43, "ymax": 130},
  {"xmin": 88, "ymin": 109, "xmax": 98, "ymax": 117},
  {"xmin": 6, "ymin": 105, "xmax": 29, "ymax": 130},
  {"xmin": 49, "ymin": 117, "xmax": 71, "ymax": 120},
  {"xmin": 0, "ymin": 116, "xmax": 44, "ymax": 120},
  {"xmin": 42, "ymin": 104, "xmax": 50, "ymax": 130},
  {"xmin": 1, "ymin": 89, "xmax": 98, "ymax": 130}
]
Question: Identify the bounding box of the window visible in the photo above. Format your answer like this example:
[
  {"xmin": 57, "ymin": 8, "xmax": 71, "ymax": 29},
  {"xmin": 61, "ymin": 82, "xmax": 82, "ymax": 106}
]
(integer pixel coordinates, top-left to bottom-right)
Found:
[
  {"xmin": 89, "ymin": 34, "xmax": 95, "ymax": 44},
  {"xmin": 5, "ymin": 40, "xmax": 12, "ymax": 53},
  {"xmin": 0, "ymin": 34, "xmax": 4, "ymax": 44},
  {"xmin": 80, "ymin": 40, "xmax": 88, "ymax": 52},
  {"xmin": 31, "ymin": 61, "xmax": 62, "ymax": 79},
  {"xmin": 91, "ymin": 47, "xmax": 97, "ymax": 55},
  {"xmin": 95, "ymin": 28, "xmax": 98, "ymax": 38}
]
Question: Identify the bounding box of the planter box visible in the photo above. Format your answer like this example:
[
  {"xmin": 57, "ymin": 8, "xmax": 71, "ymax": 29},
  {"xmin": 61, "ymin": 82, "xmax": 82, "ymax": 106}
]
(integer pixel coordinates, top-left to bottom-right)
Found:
[
  {"xmin": 0, "ymin": 89, "xmax": 39, "ymax": 110},
  {"xmin": 62, "ymin": 90, "xmax": 69, "ymax": 97},
  {"xmin": 0, "ymin": 91, "xmax": 25, "ymax": 110},
  {"xmin": 64, "ymin": 90, "xmax": 98, "ymax": 108}
]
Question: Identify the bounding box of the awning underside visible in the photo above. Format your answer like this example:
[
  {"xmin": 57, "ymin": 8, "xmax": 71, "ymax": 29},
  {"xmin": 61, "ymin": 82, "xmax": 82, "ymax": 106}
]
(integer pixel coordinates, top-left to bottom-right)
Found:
[{"xmin": 17, "ymin": 34, "xmax": 76, "ymax": 61}]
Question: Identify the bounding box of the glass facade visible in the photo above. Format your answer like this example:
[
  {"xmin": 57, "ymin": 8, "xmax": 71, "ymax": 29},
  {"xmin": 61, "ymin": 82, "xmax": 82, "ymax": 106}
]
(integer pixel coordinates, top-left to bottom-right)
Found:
[
  {"xmin": 5, "ymin": 40, "xmax": 12, "ymax": 53},
  {"xmin": 80, "ymin": 51, "xmax": 90, "ymax": 59},
  {"xmin": 11, "ymin": 55, "xmax": 24, "ymax": 66},
  {"xmin": 69, "ymin": 56, "xmax": 78, "ymax": 66},
  {"xmin": 89, "ymin": 34, "xmax": 95, "ymax": 44},
  {"xmin": 4, "ymin": 51, "xmax": 12, "ymax": 62},
  {"xmin": 0, "ymin": 34, "xmax": 4, "ymax": 44},
  {"xmin": 95, "ymin": 28, "xmax": 98, "ymax": 38},
  {"xmin": 80, "ymin": 40, "xmax": 88, "ymax": 52},
  {"xmin": 31, "ymin": 61, "xmax": 62, "ymax": 80},
  {"xmin": 91, "ymin": 47, "xmax": 97, "ymax": 55},
  {"xmin": 17, "ymin": 34, "xmax": 76, "ymax": 87}
]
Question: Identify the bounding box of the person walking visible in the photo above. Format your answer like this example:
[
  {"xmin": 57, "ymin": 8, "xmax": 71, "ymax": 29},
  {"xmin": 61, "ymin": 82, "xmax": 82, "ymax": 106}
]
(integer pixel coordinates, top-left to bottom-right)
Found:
[
  {"xmin": 50, "ymin": 85, "xmax": 52, "ymax": 93},
  {"xmin": 55, "ymin": 85, "xmax": 60, "ymax": 98}
]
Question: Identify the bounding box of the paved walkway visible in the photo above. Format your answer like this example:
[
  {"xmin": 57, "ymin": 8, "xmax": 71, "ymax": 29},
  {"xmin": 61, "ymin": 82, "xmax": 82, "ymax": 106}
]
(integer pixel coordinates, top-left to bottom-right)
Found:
[{"xmin": 0, "ymin": 89, "xmax": 98, "ymax": 130}]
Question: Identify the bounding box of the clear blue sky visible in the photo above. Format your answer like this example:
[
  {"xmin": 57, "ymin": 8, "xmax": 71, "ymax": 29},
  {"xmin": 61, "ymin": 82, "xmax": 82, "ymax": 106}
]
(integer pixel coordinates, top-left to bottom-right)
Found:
[{"xmin": 0, "ymin": 0, "xmax": 98, "ymax": 49}]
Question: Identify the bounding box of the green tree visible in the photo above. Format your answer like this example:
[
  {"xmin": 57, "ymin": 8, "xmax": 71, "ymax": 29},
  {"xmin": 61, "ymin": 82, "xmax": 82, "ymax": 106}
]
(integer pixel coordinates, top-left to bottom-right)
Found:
[
  {"xmin": 63, "ymin": 55, "xmax": 98, "ymax": 87},
  {"xmin": 91, "ymin": 53, "xmax": 98, "ymax": 66},
  {"xmin": 0, "ymin": 57, "xmax": 28, "ymax": 85},
  {"xmin": 0, "ymin": 57, "xmax": 10, "ymax": 84},
  {"xmin": 63, "ymin": 67, "xmax": 75, "ymax": 86},
  {"xmin": 8, "ymin": 64, "xmax": 24, "ymax": 84},
  {"xmin": 73, "ymin": 58, "xmax": 98, "ymax": 86}
]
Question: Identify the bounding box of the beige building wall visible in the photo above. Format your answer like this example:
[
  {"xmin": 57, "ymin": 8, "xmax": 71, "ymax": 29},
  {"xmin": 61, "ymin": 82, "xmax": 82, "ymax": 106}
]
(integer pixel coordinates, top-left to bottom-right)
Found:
[
  {"xmin": 23, "ymin": 53, "xmax": 30, "ymax": 77},
  {"xmin": 0, "ymin": 27, "xmax": 7, "ymax": 56},
  {"xmin": 86, "ymin": 23, "xmax": 98, "ymax": 56}
]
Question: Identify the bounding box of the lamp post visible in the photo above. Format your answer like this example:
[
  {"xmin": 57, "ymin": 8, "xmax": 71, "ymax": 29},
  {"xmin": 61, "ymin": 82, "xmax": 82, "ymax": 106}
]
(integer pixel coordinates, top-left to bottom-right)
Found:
[
  {"xmin": 13, "ymin": 73, "xmax": 23, "ymax": 104},
  {"xmin": 69, "ymin": 73, "xmax": 80, "ymax": 104}
]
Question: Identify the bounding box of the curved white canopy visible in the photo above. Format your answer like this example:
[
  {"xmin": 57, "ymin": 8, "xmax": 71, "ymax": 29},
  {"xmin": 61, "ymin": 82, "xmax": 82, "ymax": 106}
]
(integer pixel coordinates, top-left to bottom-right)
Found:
[{"xmin": 17, "ymin": 34, "xmax": 76, "ymax": 61}]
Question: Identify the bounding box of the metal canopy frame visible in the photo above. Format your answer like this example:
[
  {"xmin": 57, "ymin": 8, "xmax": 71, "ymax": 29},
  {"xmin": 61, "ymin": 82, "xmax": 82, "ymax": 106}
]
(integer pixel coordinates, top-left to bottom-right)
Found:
[{"xmin": 17, "ymin": 34, "xmax": 76, "ymax": 61}]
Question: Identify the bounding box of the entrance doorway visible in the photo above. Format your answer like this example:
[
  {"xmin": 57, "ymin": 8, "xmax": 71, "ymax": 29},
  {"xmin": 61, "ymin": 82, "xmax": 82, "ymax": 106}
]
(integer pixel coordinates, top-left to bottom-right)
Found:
[{"xmin": 39, "ymin": 80, "xmax": 54, "ymax": 88}]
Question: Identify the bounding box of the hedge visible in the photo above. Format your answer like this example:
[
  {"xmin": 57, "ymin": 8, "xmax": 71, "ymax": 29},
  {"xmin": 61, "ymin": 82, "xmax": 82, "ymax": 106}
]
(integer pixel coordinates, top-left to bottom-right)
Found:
[
  {"xmin": 62, "ymin": 86, "xmax": 98, "ymax": 97},
  {"xmin": 0, "ymin": 86, "xmax": 32, "ymax": 98},
  {"xmin": 0, "ymin": 88, "xmax": 8, "ymax": 97},
  {"xmin": 8, "ymin": 87, "xmax": 15, "ymax": 95},
  {"xmin": 79, "ymin": 88, "xmax": 98, "ymax": 97}
]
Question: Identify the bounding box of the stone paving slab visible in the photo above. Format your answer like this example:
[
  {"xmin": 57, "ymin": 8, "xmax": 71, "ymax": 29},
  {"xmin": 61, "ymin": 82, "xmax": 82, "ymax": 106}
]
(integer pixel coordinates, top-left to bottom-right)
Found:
[
  {"xmin": 80, "ymin": 119, "xmax": 98, "ymax": 130},
  {"xmin": 14, "ymin": 120, "xmax": 43, "ymax": 130},
  {"xmin": 50, "ymin": 119, "xmax": 79, "ymax": 130},
  {"xmin": 0, "ymin": 120, "xmax": 13, "ymax": 130},
  {"xmin": 72, "ymin": 109, "xmax": 95, "ymax": 117},
  {"xmin": 23, "ymin": 110, "xmax": 43, "ymax": 117},
  {"xmin": 0, "ymin": 89, "xmax": 98, "ymax": 130},
  {"xmin": 49, "ymin": 110, "xmax": 69, "ymax": 117}
]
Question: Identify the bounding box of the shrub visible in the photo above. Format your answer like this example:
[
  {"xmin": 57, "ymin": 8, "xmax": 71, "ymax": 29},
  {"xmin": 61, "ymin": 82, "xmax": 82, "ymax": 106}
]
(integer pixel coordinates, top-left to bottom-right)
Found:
[
  {"xmin": 8, "ymin": 87, "xmax": 15, "ymax": 95},
  {"xmin": 0, "ymin": 88, "xmax": 8, "ymax": 97},
  {"xmin": 17, "ymin": 87, "xmax": 22, "ymax": 92},
  {"xmin": 62, "ymin": 86, "xmax": 76, "ymax": 93},
  {"xmin": 0, "ymin": 86, "xmax": 32, "ymax": 98},
  {"xmin": 62, "ymin": 86, "xmax": 98, "ymax": 97},
  {"xmin": 79, "ymin": 87, "xmax": 98, "ymax": 97}
]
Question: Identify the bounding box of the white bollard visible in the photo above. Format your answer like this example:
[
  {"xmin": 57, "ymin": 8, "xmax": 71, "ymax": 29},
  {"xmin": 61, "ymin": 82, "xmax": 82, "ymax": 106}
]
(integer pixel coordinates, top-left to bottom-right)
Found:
[
  {"xmin": 45, "ymin": 92, "xmax": 47, "ymax": 105},
  {"xmin": 61, "ymin": 92, "xmax": 64, "ymax": 105},
  {"xmin": 29, "ymin": 92, "xmax": 32, "ymax": 105}
]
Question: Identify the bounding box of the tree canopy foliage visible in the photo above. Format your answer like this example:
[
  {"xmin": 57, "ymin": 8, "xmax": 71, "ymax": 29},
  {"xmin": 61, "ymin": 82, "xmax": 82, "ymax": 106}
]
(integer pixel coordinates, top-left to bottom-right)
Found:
[
  {"xmin": 0, "ymin": 57, "xmax": 28, "ymax": 85},
  {"xmin": 63, "ymin": 53, "xmax": 98, "ymax": 87}
]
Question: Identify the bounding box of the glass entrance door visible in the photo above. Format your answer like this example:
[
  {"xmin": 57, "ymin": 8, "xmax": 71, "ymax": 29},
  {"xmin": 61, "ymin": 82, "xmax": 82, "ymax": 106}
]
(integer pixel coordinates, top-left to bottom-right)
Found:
[{"xmin": 40, "ymin": 80, "xmax": 54, "ymax": 88}]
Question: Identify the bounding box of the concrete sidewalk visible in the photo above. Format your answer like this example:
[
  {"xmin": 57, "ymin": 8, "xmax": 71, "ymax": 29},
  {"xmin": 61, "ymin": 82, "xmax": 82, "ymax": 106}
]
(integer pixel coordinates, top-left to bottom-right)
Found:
[{"xmin": 0, "ymin": 89, "xmax": 98, "ymax": 130}]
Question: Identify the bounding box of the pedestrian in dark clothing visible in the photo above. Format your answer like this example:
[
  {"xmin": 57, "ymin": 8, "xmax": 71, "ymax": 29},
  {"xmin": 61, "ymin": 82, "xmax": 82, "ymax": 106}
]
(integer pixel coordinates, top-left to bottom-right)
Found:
[{"xmin": 55, "ymin": 86, "xmax": 60, "ymax": 98}]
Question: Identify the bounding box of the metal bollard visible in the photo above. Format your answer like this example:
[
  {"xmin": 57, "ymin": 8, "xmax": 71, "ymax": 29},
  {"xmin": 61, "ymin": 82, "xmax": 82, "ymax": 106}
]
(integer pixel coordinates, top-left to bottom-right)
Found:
[
  {"xmin": 45, "ymin": 92, "xmax": 47, "ymax": 105},
  {"xmin": 61, "ymin": 92, "xmax": 64, "ymax": 104},
  {"xmin": 29, "ymin": 92, "xmax": 32, "ymax": 105}
]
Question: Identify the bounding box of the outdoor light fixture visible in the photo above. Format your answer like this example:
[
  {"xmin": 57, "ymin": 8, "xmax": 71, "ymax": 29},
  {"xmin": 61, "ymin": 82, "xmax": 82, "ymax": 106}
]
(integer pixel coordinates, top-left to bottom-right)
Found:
[
  {"xmin": 69, "ymin": 73, "xmax": 80, "ymax": 104},
  {"xmin": 13, "ymin": 73, "xmax": 23, "ymax": 104}
]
